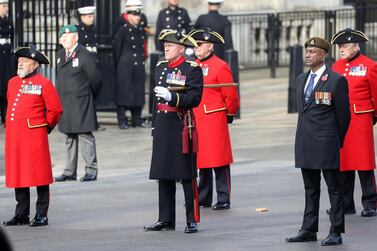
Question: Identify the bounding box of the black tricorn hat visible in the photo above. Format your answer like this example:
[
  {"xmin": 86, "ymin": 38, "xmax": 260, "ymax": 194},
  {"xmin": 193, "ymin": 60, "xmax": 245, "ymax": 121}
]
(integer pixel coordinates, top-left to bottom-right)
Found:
[
  {"xmin": 13, "ymin": 45, "xmax": 50, "ymax": 64},
  {"xmin": 158, "ymin": 29, "xmax": 198, "ymax": 47},
  {"xmin": 188, "ymin": 28, "xmax": 225, "ymax": 44},
  {"xmin": 331, "ymin": 28, "xmax": 368, "ymax": 44}
]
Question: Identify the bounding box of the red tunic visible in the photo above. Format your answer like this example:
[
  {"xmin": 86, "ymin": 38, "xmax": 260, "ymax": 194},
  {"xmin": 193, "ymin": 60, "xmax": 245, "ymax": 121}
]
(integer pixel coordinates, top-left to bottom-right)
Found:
[
  {"xmin": 333, "ymin": 54, "xmax": 377, "ymax": 171},
  {"xmin": 5, "ymin": 73, "xmax": 63, "ymax": 188},
  {"xmin": 194, "ymin": 54, "xmax": 239, "ymax": 169}
]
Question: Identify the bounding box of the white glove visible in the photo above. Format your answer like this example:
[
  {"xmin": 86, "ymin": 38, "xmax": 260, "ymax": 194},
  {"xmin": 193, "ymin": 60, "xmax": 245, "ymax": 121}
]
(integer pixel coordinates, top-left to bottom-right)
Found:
[{"xmin": 154, "ymin": 86, "xmax": 172, "ymax": 102}]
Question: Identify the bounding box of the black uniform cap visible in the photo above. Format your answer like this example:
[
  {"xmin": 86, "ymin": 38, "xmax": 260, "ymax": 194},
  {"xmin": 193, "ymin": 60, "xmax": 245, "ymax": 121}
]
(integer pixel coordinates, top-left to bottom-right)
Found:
[
  {"xmin": 188, "ymin": 28, "xmax": 225, "ymax": 44},
  {"xmin": 330, "ymin": 28, "xmax": 368, "ymax": 44},
  {"xmin": 158, "ymin": 29, "xmax": 198, "ymax": 47},
  {"xmin": 304, "ymin": 37, "xmax": 330, "ymax": 52},
  {"xmin": 13, "ymin": 45, "xmax": 50, "ymax": 64}
]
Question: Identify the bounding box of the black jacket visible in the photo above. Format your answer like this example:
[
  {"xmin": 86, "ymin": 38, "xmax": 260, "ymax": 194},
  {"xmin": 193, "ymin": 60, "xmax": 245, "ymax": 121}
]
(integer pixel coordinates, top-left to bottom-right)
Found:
[
  {"xmin": 295, "ymin": 66, "xmax": 351, "ymax": 170},
  {"xmin": 77, "ymin": 21, "xmax": 98, "ymax": 51},
  {"xmin": 195, "ymin": 10, "xmax": 233, "ymax": 60},
  {"xmin": 154, "ymin": 5, "xmax": 191, "ymax": 51},
  {"xmin": 56, "ymin": 44, "xmax": 102, "ymax": 133},
  {"xmin": 149, "ymin": 58, "xmax": 203, "ymax": 180},
  {"xmin": 0, "ymin": 15, "xmax": 14, "ymax": 97}
]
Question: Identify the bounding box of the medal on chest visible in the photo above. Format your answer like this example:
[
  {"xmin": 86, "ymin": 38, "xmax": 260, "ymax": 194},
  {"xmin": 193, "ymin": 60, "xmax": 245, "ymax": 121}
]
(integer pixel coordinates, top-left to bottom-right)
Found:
[
  {"xmin": 21, "ymin": 81, "xmax": 42, "ymax": 95},
  {"xmin": 72, "ymin": 58, "xmax": 79, "ymax": 67},
  {"xmin": 349, "ymin": 64, "xmax": 367, "ymax": 76},
  {"xmin": 315, "ymin": 91, "xmax": 332, "ymax": 105},
  {"xmin": 200, "ymin": 64, "xmax": 209, "ymax": 76},
  {"xmin": 166, "ymin": 70, "xmax": 186, "ymax": 86}
]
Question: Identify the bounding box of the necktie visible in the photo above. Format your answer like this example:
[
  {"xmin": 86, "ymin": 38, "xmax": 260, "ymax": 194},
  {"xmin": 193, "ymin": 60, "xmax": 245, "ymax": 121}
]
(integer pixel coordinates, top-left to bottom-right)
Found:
[
  {"xmin": 65, "ymin": 51, "xmax": 70, "ymax": 61},
  {"xmin": 304, "ymin": 73, "xmax": 316, "ymax": 103}
]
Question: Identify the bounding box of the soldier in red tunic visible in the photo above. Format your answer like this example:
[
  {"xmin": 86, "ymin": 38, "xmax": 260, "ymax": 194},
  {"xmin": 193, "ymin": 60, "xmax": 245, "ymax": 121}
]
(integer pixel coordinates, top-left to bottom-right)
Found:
[
  {"xmin": 2, "ymin": 46, "xmax": 63, "ymax": 227},
  {"xmin": 190, "ymin": 28, "xmax": 239, "ymax": 210},
  {"xmin": 331, "ymin": 28, "xmax": 377, "ymax": 217}
]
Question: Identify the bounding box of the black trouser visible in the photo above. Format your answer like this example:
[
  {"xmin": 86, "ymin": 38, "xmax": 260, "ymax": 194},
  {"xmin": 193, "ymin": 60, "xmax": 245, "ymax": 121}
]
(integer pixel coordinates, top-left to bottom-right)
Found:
[
  {"xmin": 301, "ymin": 169, "xmax": 344, "ymax": 233},
  {"xmin": 198, "ymin": 165, "xmax": 231, "ymax": 205},
  {"xmin": 341, "ymin": 170, "xmax": 377, "ymax": 210},
  {"xmin": 158, "ymin": 180, "xmax": 198, "ymax": 224},
  {"xmin": 15, "ymin": 185, "xmax": 50, "ymax": 217},
  {"xmin": 116, "ymin": 105, "xmax": 143, "ymax": 126},
  {"xmin": 0, "ymin": 97, "xmax": 6, "ymax": 124}
]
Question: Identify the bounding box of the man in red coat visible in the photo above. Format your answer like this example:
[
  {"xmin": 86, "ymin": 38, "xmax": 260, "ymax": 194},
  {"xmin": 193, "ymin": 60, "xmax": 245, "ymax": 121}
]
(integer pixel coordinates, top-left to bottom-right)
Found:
[
  {"xmin": 331, "ymin": 28, "xmax": 377, "ymax": 217},
  {"xmin": 2, "ymin": 46, "xmax": 63, "ymax": 227},
  {"xmin": 190, "ymin": 28, "xmax": 239, "ymax": 210}
]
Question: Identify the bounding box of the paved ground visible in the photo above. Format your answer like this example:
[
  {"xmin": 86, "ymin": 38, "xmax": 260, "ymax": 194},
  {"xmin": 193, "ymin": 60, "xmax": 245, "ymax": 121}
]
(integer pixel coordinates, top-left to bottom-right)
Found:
[{"xmin": 0, "ymin": 68, "xmax": 376, "ymax": 251}]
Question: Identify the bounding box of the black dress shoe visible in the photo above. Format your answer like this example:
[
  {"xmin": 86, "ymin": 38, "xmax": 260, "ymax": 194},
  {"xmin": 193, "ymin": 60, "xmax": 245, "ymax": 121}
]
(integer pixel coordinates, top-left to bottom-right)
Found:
[
  {"xmin": 144, "ymin": 221, "xmax": 175, "ymax": 231},
  {"xmin": 212, "ymin": 202, "xmax": 230, "ymax": 210},
  {"xmin": 326, "ymin": 208, "xmax": 356, "ymax": 215},
  {"xmin": 3, "ymin": 215, "xmax": 29, "ymax": 226},
  {"xmin": 199, "ymin": 202, "xmax": 212, "ymax": 208},
  {"xmin": 119, "ymin": 122, "xmax": 129, "ymax": 129},
  {"xmin": 55, "ymin": 174, "xmax": 76, "ymax": 182},
  {"xmin": 361, "ymin": 208, "xmax": 376, "ymax": 217},
  {"xmin": 286, "ymin": 230, "xmax": 317, "ymax": 242},
  {"xmin": 321, "ymin": 233, "xmax": 342, "ymax": 246},
  {"xmin": 184, "ymin": 222, "xmax": 198, "ymax": 233},
  {"xmin": 30, "ymin": 214, "xmax": 48, "ymax": 227},
  {"xmin": 80, "ymin": 173, "xmax": 97, "ymax": 182}
]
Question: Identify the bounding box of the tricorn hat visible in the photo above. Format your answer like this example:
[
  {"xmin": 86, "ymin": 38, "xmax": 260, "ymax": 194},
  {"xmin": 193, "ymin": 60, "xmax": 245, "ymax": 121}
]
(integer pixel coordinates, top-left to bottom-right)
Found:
[
  {"xmin": 188, "ymin": 28, "xmax": 225, "ymax": 44},
  {"xmin": 13, "ymin": 45, "xmax": 50, "ymax": 64},
  {"xmin": 304, "ymin": 37, "xmax": 330, "ymax": 52},
  {"xmin": 158, "ymin": 29, "xmax": 198, "ymax": 47},
  {"xmin": 330, "ymin": 28, "xmax": 368, "ymax": 44}
]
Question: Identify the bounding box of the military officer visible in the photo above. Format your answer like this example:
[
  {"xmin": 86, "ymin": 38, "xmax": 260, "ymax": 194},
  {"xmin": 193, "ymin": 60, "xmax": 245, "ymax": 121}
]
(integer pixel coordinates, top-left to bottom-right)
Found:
[
  {"xmin": 154, "ymin": 0, "xmax": 191, "ymax": 52},
  {"xmin": 144, "ymin": 30, "xmax": 203, "ymax": 233},
  {"xmin": 190, "ymin": 28, "xmax": 239, "ymax": 210},
  {"xmin": 330, "ymin": 28, "xmax": 377, "ymax": 217},
  {"xmin": 54, "ymin": 25, "xmax": 102, "ymax": 182},
  {"xmin": 195, "ymin": 0, "xmax": 233, "ymax": 60},
  {"xmin": 77, "ymin": 6, "xmax": 98, "ymax": 54},
  {"xmin": 0, "ymin": 0, "xmax": 14, "ymax": 124},
  {"xmin": 3, "ymin": 46, "xmax": 63, "ymax": 227},
  {"xmin": 114, "ymin": 3, "xmax": 146, "ymax": 129},
  {"xmin": 286, "ymin": 37, "xmax": 350, "ymax": 246}
]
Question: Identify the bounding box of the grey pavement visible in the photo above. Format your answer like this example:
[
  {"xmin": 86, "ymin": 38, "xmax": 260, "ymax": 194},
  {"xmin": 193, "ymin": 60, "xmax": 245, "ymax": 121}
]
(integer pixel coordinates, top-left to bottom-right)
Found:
[{"xmin": 1, "ymin": 68, "xmax": 377, "ymax": 251}]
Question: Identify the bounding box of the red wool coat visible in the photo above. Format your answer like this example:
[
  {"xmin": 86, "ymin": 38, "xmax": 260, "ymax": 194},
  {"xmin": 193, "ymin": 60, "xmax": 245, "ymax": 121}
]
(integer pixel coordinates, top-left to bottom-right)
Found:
[
  {"xmin": 5, "ymin": 73, "xmax": 62, "ymax": 188},
  {"xmin": 333, "ymin": 54, "xmax": 377, "ymax": 171},
  {"xmin": 194, "ymin": 54, "xmax": 239, "ymax": 169}
]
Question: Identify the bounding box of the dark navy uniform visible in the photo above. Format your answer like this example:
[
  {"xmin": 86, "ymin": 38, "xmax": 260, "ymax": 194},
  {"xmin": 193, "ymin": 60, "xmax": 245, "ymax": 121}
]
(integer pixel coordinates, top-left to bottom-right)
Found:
[
  {"xmin": 149, "ymin": 56, "xmax": 203, "ymax": 226},
  {"xmin": 0, "ymin": 14, "xmax": 14, "ymax": 123},
  {"xmin": 77, "ymin": 20, "xmax": 98, "ymax": 54},
  {"xmin": 154, "ymin": 6, "xmax": 191, "ymax": 51},
  {"xmin": 195, "ymin": 10, "xmax": 233, "ymax": 60},
  {"xmin": 113, "ymin": 20, "xmax": 146, "ymax": 127},
  {"xmin": 113, "ymin": 13, "xmax": 148, "ymax": 38}
]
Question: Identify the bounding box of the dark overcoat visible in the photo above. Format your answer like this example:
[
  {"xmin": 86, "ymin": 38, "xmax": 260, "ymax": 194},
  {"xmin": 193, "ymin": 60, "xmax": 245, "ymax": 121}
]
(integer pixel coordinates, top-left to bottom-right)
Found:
[
  {"xmin": 149, "ymin": 56, "xmax": 203, "ymax": 180},
  {"xmin": 114, "ymin": 21, "xmax": 146, "ymax": 107},
  {"xmin": 295, "ymin": 66, "xmax": 351, "ymax": 170},
  {"xmin": 56, "ymin": 44, "xmax": 102, "ymax": 133},
  {"xmin": 0, "ymin": 15, "xmax": 14, "ymax": 98},
  {"xmin": 195, "ymin": 10, "xmax": 233, "ymax": 60}
]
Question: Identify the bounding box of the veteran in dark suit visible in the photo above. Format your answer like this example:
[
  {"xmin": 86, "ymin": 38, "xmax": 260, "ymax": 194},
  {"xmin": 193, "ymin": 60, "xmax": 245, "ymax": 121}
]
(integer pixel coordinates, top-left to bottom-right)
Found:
[
  {"xmin": 286, "ymin": 37, "xmax": 351, "ymax": 246},
  {"xmin": 144, "ymin": 30, "xmax": 203, "ymax": 234},
  {"xmin": 54, "ymin": 25, "xmax": 102, "ymax": 182}
]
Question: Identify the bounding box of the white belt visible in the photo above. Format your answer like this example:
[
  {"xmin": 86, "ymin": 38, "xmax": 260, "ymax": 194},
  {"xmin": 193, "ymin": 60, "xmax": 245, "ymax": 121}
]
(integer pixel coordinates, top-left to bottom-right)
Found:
[
  {"xmin": 86, "ymin": 46, "xmax": 97, "ymax": 53},
  {"xmin": 0, "ymin": 38, "xmax": 11, "ymax": 45}
]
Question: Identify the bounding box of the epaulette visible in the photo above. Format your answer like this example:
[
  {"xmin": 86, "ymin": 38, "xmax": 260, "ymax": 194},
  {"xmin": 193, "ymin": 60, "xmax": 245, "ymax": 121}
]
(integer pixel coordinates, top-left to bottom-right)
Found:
[
  {"xmin": 187, "ymin": 60, "xmax": 198, "ymax": 67},
  {"xmin": 156, "ymin": 60, "xmax": 168, "ymax": 67}
]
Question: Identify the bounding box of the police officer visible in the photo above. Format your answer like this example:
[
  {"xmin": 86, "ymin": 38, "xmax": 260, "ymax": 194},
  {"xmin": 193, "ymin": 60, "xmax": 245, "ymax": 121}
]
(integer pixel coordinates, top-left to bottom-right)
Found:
[
  {"xmin": 55, "ymin": 25, "xmax": 102, "ymax": 182},
  {"xmin": 114, "ymin": 3, "xmax": 146, "ymax": 129},
  {"xmin": 144, "ymin": 30, "xmax": 203, "ymax": 233},
  {"xmin": 190, "ymin": 28, "xmax": 239, "ymax": 210},
  {"xmin": 3, "ymin": 46, "xmax": 62, "ymax": 227},
  {"xmin": 77, "ymin": 6, "xmax": 98, "ymax": 54},
  {"xmin": 0, "ymin": 0, "xmax": 14, "ymax": 124},
  {"xmin": 195, "ymin": 0, "xmax": 233, "ymax": 60},
  {"xmin": 154, "ymin": 0, "xmax": 191, "ymax": 52},
  {"xmin": 330, "ymin": 28, "xmax": 377, "ymax": 217},
  {"xmin": 286, "ymin": 37, "xmax": 350, "ymax": 246}
]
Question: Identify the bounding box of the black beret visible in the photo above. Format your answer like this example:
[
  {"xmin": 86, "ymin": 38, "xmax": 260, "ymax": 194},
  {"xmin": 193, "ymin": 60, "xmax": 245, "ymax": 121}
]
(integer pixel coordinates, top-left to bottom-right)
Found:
[
  {"xmin": 13, "ymin": 45, "xmax": 50, "ymax": 64},
  {"xmin": 188, "ymin": 28, "xmax": 225, "ymax": 44},
  {"xmin": 304, "ymin": 37, "xmax": 330, "ymax": 52},
  {"xmin": 331, "ymin": 28, "xmax": 368, "ymax": 44},
  {"xmin": 158, "ymin": 29, "xmax": 198, "ymax": 47}
]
